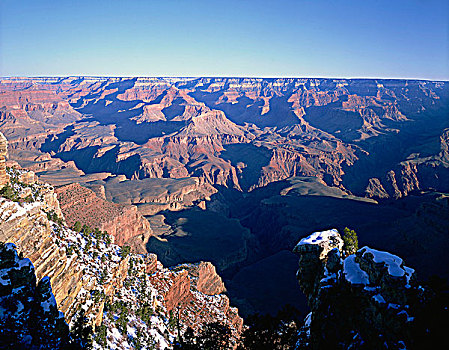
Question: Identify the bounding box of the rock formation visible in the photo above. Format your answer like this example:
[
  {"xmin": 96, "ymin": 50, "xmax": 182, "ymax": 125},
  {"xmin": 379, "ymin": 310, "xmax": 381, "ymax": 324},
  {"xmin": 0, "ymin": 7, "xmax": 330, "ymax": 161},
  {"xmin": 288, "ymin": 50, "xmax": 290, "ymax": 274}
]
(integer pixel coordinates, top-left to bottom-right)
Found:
[
  {"xmin": 149, "ymin": 261, "xmax": 243, "ymax": 340},
  {"xmin": 2, "ymin": 77, "xmax": 447, "ymax": 195},
  {"xmin": 188, "ymin": 261, "xmax": 227, "ymax": 295},
  {"xmin": 294, "ymin": 229, "xmax": 423, "ymax": 349},
  {"xmin": 88, "ymin": 176, "xmax": 218, "ymax": 217},
  {"xmin": 0, "ymin": 168, "xmax": 244, "ymax": 348},
  {"xmin": 55, "ymin": 182, "xmax": 152, "ymax": 246},
  {"xmin": 0, "ymin": 132, "xmax": 9, "ymax": 188},
  {"xmin": 0, "ymin": 194, "xmax": 85, "ymax": 323}
]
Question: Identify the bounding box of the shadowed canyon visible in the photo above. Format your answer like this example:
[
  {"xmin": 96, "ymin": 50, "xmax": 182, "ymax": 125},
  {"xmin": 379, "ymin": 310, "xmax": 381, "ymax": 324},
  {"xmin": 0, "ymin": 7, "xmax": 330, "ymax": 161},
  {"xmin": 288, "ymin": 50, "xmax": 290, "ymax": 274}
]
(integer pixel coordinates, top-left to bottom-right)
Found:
[{"xmin": 1, "ymin": 76, "xmax": 448, "ymax": 318}]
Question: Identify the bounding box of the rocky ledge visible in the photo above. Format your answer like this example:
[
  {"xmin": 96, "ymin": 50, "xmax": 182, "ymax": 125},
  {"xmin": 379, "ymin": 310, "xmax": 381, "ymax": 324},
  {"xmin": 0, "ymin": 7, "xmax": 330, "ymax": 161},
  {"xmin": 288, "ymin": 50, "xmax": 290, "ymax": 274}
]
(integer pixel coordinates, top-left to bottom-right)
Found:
[
  {"xmin": 0, "ymin": 132, "xmax": 9, "ymax": 188},
  {"xmin": 0, "ymin": 243, "xmax": 70, "ymax": 349},
  {"xmin": 56, "ymin": 182, "xmax": 152, "ymax": 246}
]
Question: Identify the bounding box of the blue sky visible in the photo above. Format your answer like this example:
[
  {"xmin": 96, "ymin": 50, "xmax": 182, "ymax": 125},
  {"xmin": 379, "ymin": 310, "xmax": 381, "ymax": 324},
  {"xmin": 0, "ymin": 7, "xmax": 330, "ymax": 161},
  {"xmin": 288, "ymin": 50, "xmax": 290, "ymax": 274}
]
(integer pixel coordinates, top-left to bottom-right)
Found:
[{"xmin": 1, "ymin": 0, "xmax": 448, "ymax": 80}]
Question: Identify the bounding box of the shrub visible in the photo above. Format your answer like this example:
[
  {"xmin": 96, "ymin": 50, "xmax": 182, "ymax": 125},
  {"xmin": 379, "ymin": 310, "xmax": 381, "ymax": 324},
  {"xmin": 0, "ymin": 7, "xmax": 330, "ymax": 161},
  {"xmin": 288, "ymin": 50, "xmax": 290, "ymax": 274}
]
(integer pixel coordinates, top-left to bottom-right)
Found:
[
  {"xmin": 0, "ymin": 184, "xmax": 18, "ymax": 202},
  {"xmin": 72, "ymin": 221, "xmax": 82, "ymax": 232},
  {"xmin": 121, "ymin": 246, "xmax": 131, "ymax": 259},
  {"xmin": 95, "ymin": 323, "xmax": 107, "ymax": 347}
]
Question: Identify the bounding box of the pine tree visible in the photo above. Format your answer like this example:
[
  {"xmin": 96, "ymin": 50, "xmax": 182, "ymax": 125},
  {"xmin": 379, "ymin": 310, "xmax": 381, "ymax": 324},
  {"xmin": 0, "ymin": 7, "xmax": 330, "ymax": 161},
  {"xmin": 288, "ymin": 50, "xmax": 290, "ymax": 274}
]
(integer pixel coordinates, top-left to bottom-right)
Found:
[{"xmin": 342, "ymin": 227, "xmax": 358, "ymax": 256}]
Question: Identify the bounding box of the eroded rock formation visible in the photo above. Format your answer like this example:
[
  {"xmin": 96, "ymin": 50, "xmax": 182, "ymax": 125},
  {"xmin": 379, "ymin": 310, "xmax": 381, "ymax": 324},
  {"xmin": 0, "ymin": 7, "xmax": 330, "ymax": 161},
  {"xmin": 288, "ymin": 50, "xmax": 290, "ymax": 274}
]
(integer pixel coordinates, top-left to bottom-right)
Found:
[
  {"xmin": 294, "ymin": 229, "xmax": 423, "ymax": 349},
  {"xmin": 0, "ymin": 243, "xmax": 70, "ymax": 349},
  {"xmin": 2, "ymin": 77, "xmax": 447, "ymax": 196},
  {"xmin": 0, "ymin": 132, "xmax": 9, "ymax": 188},
  {"xmin": 0, "ymin": 167, "xmax": 244, "ymax": 348},
  {"xmin": 56, "ymin": 182, "xmax": 152, "ymax": 246},
  {"xmin": 149, "ymin": 262, "xmax": 243, "ymax": 339}
]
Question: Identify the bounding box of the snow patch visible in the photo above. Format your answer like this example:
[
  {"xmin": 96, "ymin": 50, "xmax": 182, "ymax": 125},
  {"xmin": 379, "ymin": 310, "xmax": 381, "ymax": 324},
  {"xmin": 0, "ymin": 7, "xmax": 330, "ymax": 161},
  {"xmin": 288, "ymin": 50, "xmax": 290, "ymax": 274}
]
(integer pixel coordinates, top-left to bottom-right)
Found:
[
  {"xmin": 296, "ymin": 229, "xmax": 340, "ymax": 246},
  {"xmin": 372, "ymin": 294, "xmax": 386, "ymax": 304},
  {"xmin": 343, "ymin": 255, "xmax": 369, "ymax": 285},
  {"xmin": 361, "ymin": 247, "xmax": 414, "ymax": 280}
]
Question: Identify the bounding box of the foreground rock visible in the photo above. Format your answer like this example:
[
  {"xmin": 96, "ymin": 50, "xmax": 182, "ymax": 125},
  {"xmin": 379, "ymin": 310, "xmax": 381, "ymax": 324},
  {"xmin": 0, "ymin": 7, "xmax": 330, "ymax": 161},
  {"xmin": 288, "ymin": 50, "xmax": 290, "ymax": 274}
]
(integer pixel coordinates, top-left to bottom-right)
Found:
[
  {"xmin": 0, "ymin": 165, "xmax": 243, "ymax": 349},
  {"xmin": 149, "ymin": 260, "xmax": 243, "ymax": 342},
  {"xmin": 294, "ymin": 229, "xmax": 423, "ymax": 349},
  {"xmin": 0, "ymin": 132, "xmax": 9, "ymax": 188}
]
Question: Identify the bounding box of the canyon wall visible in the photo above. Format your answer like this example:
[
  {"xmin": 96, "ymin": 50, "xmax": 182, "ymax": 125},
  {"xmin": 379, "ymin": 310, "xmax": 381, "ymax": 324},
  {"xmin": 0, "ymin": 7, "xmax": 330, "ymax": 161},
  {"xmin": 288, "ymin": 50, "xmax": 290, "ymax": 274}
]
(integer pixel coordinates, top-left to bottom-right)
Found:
[
  {"xmin": 2, "ymin": 77, "xmax": 447, "ymax": 196},
  {"xmin": 0, "ymin": 132, "xmax": 9, "ymax": 188},
  {"xmin": 0, "ymin": 162, "xmax": 243, "ymax": 348},
  {"xmin": 55, "ymin": 182, "xmax": 152, "ymax": 246}
]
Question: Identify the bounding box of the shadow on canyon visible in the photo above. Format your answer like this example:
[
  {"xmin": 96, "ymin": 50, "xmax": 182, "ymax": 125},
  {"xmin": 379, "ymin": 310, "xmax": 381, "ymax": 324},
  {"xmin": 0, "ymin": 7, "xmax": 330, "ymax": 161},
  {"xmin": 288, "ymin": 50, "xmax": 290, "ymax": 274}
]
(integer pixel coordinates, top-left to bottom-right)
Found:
[{"xmin": 145, "ymin": 178, "xmax": 449, "ymax": 317}]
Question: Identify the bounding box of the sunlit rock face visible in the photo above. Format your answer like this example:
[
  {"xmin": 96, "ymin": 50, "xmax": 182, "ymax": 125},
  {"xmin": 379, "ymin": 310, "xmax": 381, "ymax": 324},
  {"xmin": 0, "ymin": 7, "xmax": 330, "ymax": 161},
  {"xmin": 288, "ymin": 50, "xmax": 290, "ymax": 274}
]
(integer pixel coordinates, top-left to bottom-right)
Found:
[
  {"xmin": 55, "ymin": 182, "xmax": 152, "ymax": 246},
  {"xmin": 0, "ymin": 132, "xmax": 9, "ymax": 188},
  {"xmin": 294, "ymin": 229, "xmax": 423, "ymax": 350},
  {"xmin": 0, "ymin": 163, "xmax": 244, "ymax": 348}
]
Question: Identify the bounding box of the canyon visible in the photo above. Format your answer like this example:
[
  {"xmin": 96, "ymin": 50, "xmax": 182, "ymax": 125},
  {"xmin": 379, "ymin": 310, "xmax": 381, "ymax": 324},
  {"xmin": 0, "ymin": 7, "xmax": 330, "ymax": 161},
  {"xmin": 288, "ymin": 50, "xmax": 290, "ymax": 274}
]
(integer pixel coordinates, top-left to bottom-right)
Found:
[
  {"xmin": 1, "ymin": 77, "xmax": 448, "ymax": 320},
  {"xmin": 1, "ymin": 77, "xmax": 447, "ymax": 197}
]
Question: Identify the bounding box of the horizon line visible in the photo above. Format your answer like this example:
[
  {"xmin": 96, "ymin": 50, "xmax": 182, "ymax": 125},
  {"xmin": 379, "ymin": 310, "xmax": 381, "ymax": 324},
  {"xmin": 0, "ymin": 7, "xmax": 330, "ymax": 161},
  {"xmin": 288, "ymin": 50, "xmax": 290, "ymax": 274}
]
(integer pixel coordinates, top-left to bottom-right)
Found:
[{"xmin": 1, "ymin": 75, "xmax": 448, "ymax": 83}]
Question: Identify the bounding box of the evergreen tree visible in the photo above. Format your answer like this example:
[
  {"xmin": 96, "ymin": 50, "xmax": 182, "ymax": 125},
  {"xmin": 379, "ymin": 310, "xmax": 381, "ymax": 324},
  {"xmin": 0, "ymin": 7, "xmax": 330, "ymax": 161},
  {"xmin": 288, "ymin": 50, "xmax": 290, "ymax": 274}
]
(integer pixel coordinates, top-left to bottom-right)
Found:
[
  {"xmin": 196, "ymin": 322, "xmax": 232, "ymax": 350},
  {"xmin": 121, "ymin": 246, "xmax": 131, "ymax": 258},
  {"xmin": 238, "ymin": 305, "xmax": 302, "ymax": 350},
  {"xmin": 176, "ymin": 322, "xmax": 232, "ymax": 350},
  {"xmin": 342, "ymin": 227, "xmax": 358, "ymax": 255}
]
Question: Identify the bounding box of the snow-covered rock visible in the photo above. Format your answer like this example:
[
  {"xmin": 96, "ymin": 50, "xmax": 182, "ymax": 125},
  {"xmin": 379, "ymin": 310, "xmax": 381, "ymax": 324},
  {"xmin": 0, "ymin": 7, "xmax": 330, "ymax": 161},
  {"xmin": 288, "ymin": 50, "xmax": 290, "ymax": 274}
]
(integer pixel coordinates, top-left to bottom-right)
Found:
[
  {"xmin": 294, "ymin": 228, "xmax": 424, "ymax": 350},
  {"xmin": 1, "ymin": 172, "xmax": 243, "ymax": 349}
]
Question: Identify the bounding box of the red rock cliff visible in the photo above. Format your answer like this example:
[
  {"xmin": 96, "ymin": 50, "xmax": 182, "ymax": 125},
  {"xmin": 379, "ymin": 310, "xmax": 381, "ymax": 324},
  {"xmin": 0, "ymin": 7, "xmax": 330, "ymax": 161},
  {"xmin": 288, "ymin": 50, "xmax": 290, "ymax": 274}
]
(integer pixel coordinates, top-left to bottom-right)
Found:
[{"xmin": 55, "ymin": 182, "xmax": 151, "ymax": 246}]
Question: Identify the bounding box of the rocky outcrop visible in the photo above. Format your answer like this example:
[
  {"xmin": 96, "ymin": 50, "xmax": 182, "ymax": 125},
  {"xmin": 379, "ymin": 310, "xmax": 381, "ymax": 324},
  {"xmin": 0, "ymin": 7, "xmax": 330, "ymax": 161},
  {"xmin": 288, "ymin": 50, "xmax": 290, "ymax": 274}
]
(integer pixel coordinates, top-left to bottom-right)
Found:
[
  {"xmin": 366, "ymin": 129, "xmax": 449, "ymax": 199},
  {"xmin": 169, "ymin": 261, "xmax": 227, "ymax": 296},
  {"xmin": 55, "ymin": 183, "xmax": 152, "ymax": 246},
  {"xmin": 0, "ymin": 168, "xmax": 134, "ymax": 327},
  {"xmin": 1, "ymin": 168, "xmax": 244, "ymax": 348},
  {"xmin": 92, "ymin": 176, "xmax": 218, "ymax": 217},
  {"xmin": 0, "ymin": 193, "xmax": 243, "ymax": 347},
  {"xmin": 18, "ymin": 169, "xmax": 38, "ymax": 184},
  {"xmin": 294, "ymin": 229, "xmax": 423, "ymax": 349},
  {"xmin": 293, "ymin": 229, "xmax": 344, "ymax": 301},
  {"xmin": 365, "ymin": 177, "xmax": 389, "ymax": 199},
  {"xmin": 0, "ymin": 197, "xmax": 80, "ymax": 320},
  {"xmin": 0, "ymin": 132, "xmax": 9, "ymax": 188},
  {"xmin": 149, "ymin": 261, "xmax": 243, "ymax": 341},
  {"xmin": 190, "ymin": 261, "xmax": 227, "ymax": 295}
]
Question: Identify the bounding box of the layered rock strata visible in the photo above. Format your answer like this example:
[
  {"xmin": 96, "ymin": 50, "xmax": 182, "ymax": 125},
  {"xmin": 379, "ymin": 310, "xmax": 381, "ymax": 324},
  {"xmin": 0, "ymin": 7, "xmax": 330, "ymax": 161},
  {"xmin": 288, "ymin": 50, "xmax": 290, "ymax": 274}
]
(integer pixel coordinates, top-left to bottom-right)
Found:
[
  {"xmin": 3, "ymin": 77, "xmax": 447, "ymax": 195},
  {"xmin": 56, "ymin": 182, "xmax": 152, "ymax": 246},
  {"xmin": 0, "ymin": 166, "xmax": 243, "ymax": 348},
  {"xmin": 0, "ymin": 132, "xmax": 9, "ymax": 188},
  {"xmin": 149, "ymin": 261, "xmax": 243, "ymax": 345},
  {"xmin": 0, "ymin": 243, "xmax": 70, "ymax": 349}
]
